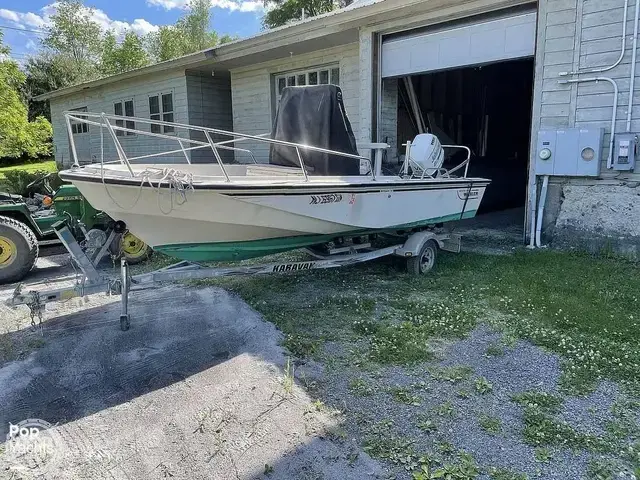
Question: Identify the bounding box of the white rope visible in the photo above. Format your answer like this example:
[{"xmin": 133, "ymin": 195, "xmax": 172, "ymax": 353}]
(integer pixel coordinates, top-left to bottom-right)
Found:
[{"xmin": 101, "ymin": 166, "xmax": 194, "ymax": 215}]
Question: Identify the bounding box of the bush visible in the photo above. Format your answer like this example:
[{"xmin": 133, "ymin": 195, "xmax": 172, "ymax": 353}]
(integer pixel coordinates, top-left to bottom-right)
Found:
[{"xmin": 1, "ymin": 170, "xmax": 60, "ymax": 196}]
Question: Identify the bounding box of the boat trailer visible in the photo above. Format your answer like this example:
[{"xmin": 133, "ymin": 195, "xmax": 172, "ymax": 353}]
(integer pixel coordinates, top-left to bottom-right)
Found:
[{"xmin": 5, "ymin": 222, "xmax": 462, "ymax": 331}]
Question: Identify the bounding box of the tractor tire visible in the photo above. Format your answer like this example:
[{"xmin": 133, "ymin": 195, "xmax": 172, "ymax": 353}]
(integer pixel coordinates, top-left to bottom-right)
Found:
[
  {"xmin": 0, "ymin": 216, "xmax": 39, "ymax": 284},
  {"xmin": 120, "ymin": 232, "xmax": 152, "ymax": 265}
]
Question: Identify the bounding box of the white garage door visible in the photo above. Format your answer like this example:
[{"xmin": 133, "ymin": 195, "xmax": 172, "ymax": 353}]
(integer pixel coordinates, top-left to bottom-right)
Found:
[{"xmin": 381, "ymin": 11, "xmax": 537, "ymax": 78}]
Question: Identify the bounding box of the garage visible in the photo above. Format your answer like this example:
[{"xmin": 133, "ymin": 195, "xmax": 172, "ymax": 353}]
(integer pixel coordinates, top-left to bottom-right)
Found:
[{"xmin": 379, "ymin": 9, "xmax": 537, "ymax": 236}]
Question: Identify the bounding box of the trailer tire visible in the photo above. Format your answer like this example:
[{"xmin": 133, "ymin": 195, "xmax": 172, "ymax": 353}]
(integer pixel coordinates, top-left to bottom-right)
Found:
[
  {"xmin": 0, "ymin": 216, "xmax": 39, "ymax": 284},
  {"xmin": 407, "ymin": 239, "xmax": 437, "ymax": 275}
]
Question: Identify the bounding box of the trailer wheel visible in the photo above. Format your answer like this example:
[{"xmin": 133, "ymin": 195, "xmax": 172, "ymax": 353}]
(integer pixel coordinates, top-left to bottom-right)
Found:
[
  {"xmin": 407, "ymin": 239, "xmax": 438, "ymax": 275},
  {"xmin": 120, "ymin": 232, "xmax": 152, "ymax": 265},
  {"xmin": 0, "ymin": 216, "xmax": 39, "ymax": 284}
]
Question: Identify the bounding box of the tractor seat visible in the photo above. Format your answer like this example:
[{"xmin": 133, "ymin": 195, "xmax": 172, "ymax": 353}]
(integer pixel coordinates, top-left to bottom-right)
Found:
[{"xmin": 0, "ymin": 192, "xmax": 23, "ymax": 202}]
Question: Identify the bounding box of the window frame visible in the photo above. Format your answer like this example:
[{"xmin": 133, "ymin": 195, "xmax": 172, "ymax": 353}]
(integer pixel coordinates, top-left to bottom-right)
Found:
[
  {"xmin": 113, "ymin": 99, "xmax": 136, "ymax": 137},
  {"xmin": 70, "ymin": 107, "xmax": 89, "ymax": 135},
  {"xmin": 273, "ymin": 65, "xmax": 340, "ymax": 104},
  {"xmin": 148, "ymin": 91, "xmax": 175, "ymax": 135}
]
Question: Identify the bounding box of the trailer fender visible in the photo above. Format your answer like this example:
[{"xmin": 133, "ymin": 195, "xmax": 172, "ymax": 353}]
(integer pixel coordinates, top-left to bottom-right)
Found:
[{"xmin": 394, "ymin": 231, "xmax": 461, "ymax": 257}]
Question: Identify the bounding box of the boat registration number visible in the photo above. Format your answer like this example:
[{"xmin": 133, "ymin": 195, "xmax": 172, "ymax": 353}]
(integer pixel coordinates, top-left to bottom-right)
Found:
[{"xmin": 310, "ymin": 194, "xmax": 343, "ymax": 205}]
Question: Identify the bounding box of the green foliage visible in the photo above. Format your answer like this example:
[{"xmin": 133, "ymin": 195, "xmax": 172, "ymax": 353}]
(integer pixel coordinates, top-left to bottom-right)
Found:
[
  {"xmin": 0, "ymin": 33, "xmax": 52, "ymax": 160},
  {"xmin": 1, "ymin": 170, "xmax": 52, "ymax": 195},
  {"xmin": 487, "ymin": 467, "xmax": 528, "ymax": 480},
  {"xmin": 101, "ymin": 31, "xmax": 150, "ymax": 76},
  {"xmin": 43, "ymin": 0, "xmax": 103, "ymax": 64},
  {"xmin": 412, "ymin": 452, "xmax": 480, "ymax": 480},
  {"xmin": 147, "ymin": 0, "xmax": 235, "ymax": 62},
  {"xmin": 478, "ymin": 414, "xmax": 502, "ymax": 435},
  {"xmin": 474, "ymin": 377, "xmax": 493, "ymax": 395},
  {"xmin": 510, "ymin": 391, "xmax": 564, "ymax": 414},
  {"xmin": 263, "ymin": 0, "xmax": 350, "ymax": 29}
]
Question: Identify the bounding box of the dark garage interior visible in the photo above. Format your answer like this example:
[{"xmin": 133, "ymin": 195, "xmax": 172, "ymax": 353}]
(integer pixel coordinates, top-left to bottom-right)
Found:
[{"xmin": 393, "ymin": 58, "xmax": 535, "ymax": 220}]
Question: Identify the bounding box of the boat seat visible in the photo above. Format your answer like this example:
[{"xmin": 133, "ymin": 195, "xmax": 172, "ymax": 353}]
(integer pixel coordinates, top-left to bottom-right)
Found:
[
  {"xmin": 407, "ymin": 133, "xmax": 445, "ymax": 178},
  {"xmin": 0, "ymin": 192, "xmax": 23, "ymax": 202}
]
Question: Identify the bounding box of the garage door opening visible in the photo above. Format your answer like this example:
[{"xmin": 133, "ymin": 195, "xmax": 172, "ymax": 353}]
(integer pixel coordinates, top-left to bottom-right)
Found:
[{"xmin": 386, "ymin": 58, "xmax": 534, "ymax": 237}]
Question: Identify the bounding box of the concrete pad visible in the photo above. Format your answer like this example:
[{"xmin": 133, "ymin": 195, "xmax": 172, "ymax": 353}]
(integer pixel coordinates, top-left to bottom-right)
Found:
[{"xmin": 0, "ymin": 280, "xmax": 382, "ymax": 479}]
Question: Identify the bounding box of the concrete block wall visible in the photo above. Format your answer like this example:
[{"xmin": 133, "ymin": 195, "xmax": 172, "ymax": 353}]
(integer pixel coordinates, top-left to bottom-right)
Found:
[
  {"xmin": 230, "ymin": 43, "xmax": 360, "ymax": 164},
  {"xmin": 532, "ymin": 0, "xmax": 640, "ymax": 257},
  {"xmin": 50, "ymin": 70, "xmax": 190, "ymax": 168}
]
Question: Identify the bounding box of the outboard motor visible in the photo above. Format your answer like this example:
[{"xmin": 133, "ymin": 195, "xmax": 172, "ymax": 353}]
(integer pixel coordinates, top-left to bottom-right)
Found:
[{"xmin": 407, "ymin": 133, "xmax": 445, "ymax": 177}]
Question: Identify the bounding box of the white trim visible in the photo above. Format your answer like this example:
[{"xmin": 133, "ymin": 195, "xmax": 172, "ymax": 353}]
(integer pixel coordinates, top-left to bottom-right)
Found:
[
  {"xmin": 148, "ymin": 90, "xmax": 175, "ymax": 135},
  {"xmin": 273, "ymin": 64, "xmax": 341, "ymax": 103}
]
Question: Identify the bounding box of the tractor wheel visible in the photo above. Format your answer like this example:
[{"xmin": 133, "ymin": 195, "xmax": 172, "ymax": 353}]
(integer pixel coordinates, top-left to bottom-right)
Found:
[
  {"xmin": 120, "ymin": 232, "xmax": 152, "ymax": 265},
  {"xmin": 0, "ymin": 216, "xmax": 39, "ymax": 284},
  {"xmin": 406, "ymin": 239, "xmax": 438, "ymax": 275}
]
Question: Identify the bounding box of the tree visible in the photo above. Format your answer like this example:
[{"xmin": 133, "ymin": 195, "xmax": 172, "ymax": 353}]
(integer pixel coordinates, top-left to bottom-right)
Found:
[
  {"xmin": 41, "ymin": 0, "xmax": 102, "ymax": 81},
  {"xmin": 147, "ymin": 0, "xmax": 228, "ymax": 62},
  {"xmin": 25, "ymin": 53, "xmax": 79, "ymax": 120},
  {"xmin": 101, "ymin": 31, "xmax": 150, "ymax": 76},
  {"xmin": 0, "ymin": 32, "xmax": 52, "ymax": 159},
  {"xmin": 263, "ymin": 0, "xmax": 352, "ymax": 29}
]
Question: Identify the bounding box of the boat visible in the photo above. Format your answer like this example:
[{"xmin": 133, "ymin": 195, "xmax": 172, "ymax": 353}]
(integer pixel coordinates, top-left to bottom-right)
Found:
[{"xmin": 58, "ymin": 85, "xmax": 490, "ymax": 262}]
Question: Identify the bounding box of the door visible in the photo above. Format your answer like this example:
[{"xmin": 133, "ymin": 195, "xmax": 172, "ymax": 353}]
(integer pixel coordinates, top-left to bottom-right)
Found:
[{"xmin": 381, "ymin": 11, "xmax": 537, "ymax": 78}]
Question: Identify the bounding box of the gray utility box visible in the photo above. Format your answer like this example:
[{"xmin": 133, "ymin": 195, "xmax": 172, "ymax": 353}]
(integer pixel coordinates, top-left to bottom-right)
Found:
[
  {"xmin": 535, "ymin": 128, "xmax": 604, "ymax": 177},
  {"xmin": 612, "ymin": 133, "xmax": 637, "ymax": 171}
]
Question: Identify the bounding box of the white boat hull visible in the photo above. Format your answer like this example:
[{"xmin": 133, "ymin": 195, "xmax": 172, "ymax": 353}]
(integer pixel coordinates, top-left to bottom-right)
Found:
[{"xmin": 65, "ymin": 169, "xmax": 488, "ymax": 261}]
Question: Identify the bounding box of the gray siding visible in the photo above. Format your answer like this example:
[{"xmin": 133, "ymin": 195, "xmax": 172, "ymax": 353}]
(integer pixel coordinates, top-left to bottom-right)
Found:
[
  {"xmin": 50, "ymin": 70, "xmax": 190, "ymax": 168},
  {"xmin": 230, "ymin": 43, "xmax": 360, "ymax": 163},
  {"xmin": 533, "ymin": 0, "xmax": 640, "ymax": 182},
  {"xmin": 185, "ymin": 72, "xmax": 234, "ymax": 164}
]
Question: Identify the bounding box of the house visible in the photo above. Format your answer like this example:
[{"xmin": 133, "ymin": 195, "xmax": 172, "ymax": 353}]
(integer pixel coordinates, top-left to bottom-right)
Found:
[{"xmin": 37, "ymin": 0, "xmax": 640, "ymax": 257}]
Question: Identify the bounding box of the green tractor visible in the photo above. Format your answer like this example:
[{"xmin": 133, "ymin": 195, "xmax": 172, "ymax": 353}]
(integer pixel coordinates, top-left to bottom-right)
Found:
[{"xmin": 0, "ymin": 172, "xmax": 151, "ymax": 284}]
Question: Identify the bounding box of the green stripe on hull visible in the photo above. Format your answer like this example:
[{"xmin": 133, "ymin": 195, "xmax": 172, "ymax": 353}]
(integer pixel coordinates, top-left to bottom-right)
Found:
[{"xmin": 155, "ymin": 210, "xmax": 477, "ymax": 262}]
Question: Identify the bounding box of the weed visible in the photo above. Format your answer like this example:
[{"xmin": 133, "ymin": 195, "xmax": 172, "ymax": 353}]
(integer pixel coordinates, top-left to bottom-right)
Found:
[
  {"xmin": 474, "ymin": 377, "xmax": 493, "ymax": 394},
  {"xmin": 282, "ymin": 357, "xmax": 294, "ymax": 394},
  {"xmin": 26, "ymin": 337, "xmax": 46, "ymax": 349},
  {"xmin": 456, "ymin": 389, "xmax": 471, "ymax": 399},
  {"xmin": 485, "ymin": 343, "xmax": 506, "ymax": 357},
  {"xmin": 368, "ymin": 322, "xmax": 434, "ymax": 365},
  {"xmin": 0, "ymin": 334, "xmax": 14, "ymax": 363},
  {"xmin": 511, "ymin": 391, "xmax": 564, "ymax": 414},
  {"xmin": 363, "ymin": 420, "xmax": 418, "ymax": 470},
  {"xmin": 435, "ymin": 401, "xmax": 456, "ymax": 418},
  {"xmin": 437, "ymin": 441, "xmax": 455, "ymax": 455},
  {"xmin": 521, "ymin": 406, "xmax": 606, "ymax": 451},
  {"xmin": 487, "ymin": 467, "xmax": 528, "ymax": 480},
  {"xmin": 349, "ymin": 377, "xmax": 374, "ymax": 397},
  {"xmin": 534, "ymin": 447, "xmax": 552, "ymax": 463},
  {"xmin": 389, "ymin": 385, "xmax": 422, "ymax": 406},
  {"xmin": 413, "ymin": 452, "xmax": 479, "ymax": 480},
  {"xmin": 478, "ymin": 414, "xmax": 502, "ymax": 435},
  {"xmin": 281, "ymin": 334, "xmax": 319, "ymax": 358},
  {"xmin": 264, "ymin": 464, "xmax": 274, "ymax": 475},
  {"xmin": 415, "ymin": 414, "xmax": 438, "ymax": 434},
  {"xmin": 429, "ymin": 365, "xmax": 474, "ymax": 384}
]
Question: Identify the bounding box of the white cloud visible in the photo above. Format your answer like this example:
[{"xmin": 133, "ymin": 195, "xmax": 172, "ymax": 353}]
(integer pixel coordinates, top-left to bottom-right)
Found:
[
  {"xmin": 0, "ymin": 4, "xmax": 160, "ymax": 39},
  {"xmin": 147, "ymin": 0, "xmax": 264, "ymax": 12}
]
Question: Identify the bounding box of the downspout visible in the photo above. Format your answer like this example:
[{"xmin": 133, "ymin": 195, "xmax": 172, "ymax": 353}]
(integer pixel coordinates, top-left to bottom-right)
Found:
[
  {"xmin": 627, "ymin": 0, "xmax": 640, "ymax": 132},
  {"xmin": 535, "ymin": 175, "xmax": 549, "ymax": 247},
  {"xmin": 559, "ymin": 77, "xmax": 619, "ymax": 169}
]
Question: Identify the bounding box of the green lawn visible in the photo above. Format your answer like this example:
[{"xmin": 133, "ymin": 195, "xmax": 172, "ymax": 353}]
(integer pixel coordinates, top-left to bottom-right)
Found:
[{"xmin": 0, "ymin": 160, "xmax": 58, "ymax": 180}]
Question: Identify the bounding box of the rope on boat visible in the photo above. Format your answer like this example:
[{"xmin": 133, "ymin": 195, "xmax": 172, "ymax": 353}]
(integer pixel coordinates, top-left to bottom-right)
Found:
[{"xmin": 101, "ymin": 167, "xmax": 194, "ymax": 215}]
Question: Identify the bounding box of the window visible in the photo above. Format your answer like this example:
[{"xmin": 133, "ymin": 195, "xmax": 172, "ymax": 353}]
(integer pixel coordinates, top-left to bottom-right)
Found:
[
  {"xmin": 149, "ymin": 92, "xmax": 174, "ymax": 134},
  {"xmin": 274, "ymin": 65, "xmax": 340, "ymax": 103},
  {"xmin": 114, "ymin": 99, "xmax": 135, "ymax": 136},
  {"xmin": 70, "ymin": 107, "xmax": 88, "ymax": 135}
]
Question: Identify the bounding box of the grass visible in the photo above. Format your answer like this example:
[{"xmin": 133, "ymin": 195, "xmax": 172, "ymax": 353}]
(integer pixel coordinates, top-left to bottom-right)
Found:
[
  {"xmin": 0, "ymin": 160, "xmax": 57, "ymax": 180},
  {"xmin": 478, "ymin": 414, "xmax": 502, "ymax": 435},
  {"xmin": 203, "ymin": 249, "xmax": 639, "ymax": 476}
]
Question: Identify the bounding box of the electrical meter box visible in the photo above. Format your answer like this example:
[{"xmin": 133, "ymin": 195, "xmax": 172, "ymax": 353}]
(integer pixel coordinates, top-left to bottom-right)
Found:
[
  {"xmin": 612, "ymin": 133, "xmax": 637, "ymax": 171},
  {"xmin": 535, "ymin": 128, "xmax": 604, "ymax": 177}
]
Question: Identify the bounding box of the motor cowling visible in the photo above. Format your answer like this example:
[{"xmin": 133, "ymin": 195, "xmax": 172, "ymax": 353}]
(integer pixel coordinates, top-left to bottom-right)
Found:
[{"xmin": 408, "ymin": 133, "xmax": 445, "ymax": 175}]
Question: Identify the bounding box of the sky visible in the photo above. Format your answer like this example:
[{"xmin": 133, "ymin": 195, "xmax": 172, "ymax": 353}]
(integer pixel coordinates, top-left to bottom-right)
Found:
[{"xmin": 0, "ymin": 0, "xmax": 266, "ymax": 62}]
